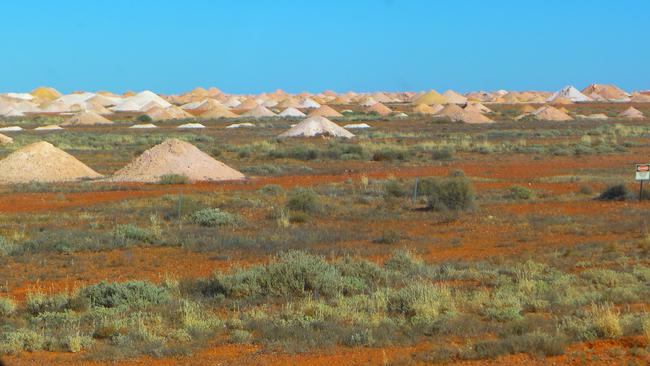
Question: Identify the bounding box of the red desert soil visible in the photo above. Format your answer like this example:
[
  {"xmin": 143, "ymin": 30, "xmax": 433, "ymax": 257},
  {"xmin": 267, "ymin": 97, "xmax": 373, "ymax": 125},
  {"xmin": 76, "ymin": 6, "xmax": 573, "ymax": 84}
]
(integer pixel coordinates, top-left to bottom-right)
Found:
[
  {"xmin": 4, "ymin": 247, "xmax": 252, "ymax": 301},
  {"xmin": 6, "ymin": 337, "xmax": 648, "ymax": 365}
]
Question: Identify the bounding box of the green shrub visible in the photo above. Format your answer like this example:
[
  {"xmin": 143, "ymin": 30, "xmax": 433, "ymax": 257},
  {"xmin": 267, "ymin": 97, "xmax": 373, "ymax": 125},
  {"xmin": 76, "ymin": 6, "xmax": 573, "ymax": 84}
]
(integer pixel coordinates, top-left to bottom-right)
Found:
[
  {"xmin": 561, "ymin": 304, "xmax": 622, "ymax": 341},
  {"xmin": 468, "ymin": 331, "xmax": 568, "ymax": 359},
  {"xmin": 136, "ymin": 114, "xmax": 153, "ymax": 123},
  {"xmin": 289, "ymin": 211, "xmax": 309, "ymax": 223},
  {"xmin": 579, "ymin": 185, "xmax": 594, "ymax": 195},
  {"xmin": 448, "ymin": 169, "xmax": 465, "ymax": 178},
  {"xmin": 372, "ymin": 148, "xmax": 410, "ymax": 161},
  {"xmin": 229, "ymin": 329, "xmax": 252, "ymax": 344},
  {"xmin": 259, "ymin": 184, "xmax": 285, "ymax": 196},
  {"xmin": 344, "ymin": 328, "xmax": 374, "ymax": 347},
  {"xmin": 242, "ymin": 165, "xmax": 283, "ymax": 175},
  {"xmin": 383, "ymin": 179, "xmax": 408, "ymax": 198},
  {"xmin": 26, "ymin": 292, "xmax": 71, "ymax": 315},
  {"xmin": 431, "ymin": 147, "xmax": 454, "ymax": 160},
  {"xmin": 325, "ymin": 143, "xmax": 367, "ymax": 160},
  {"xmin": 0, "ymin": 297, "xmax": 16, "ymax": 317},
  {"xmin": 507, "ymin": 185, "xmax": 534, "ymax": 200},
  {"xmin": 269, "ymin": 146, "xmax": 319, "ymax": 160},
  {"xmin": 0, "ymin": 329, "xmax": 44, "ymax": 353},
  {"xmin": 189, "ymin": 208, "xmax": 240, "ymax": 227},
  {"xmin": 113, "ymin": 224, "xmax": 158, "ymax": 245},
  {"xmin": 388, "ymin": 283, "xmax": 455, "ymax": 324},
  {"xmin": 66, "ymin": 334, "xmax": 94, "ymax": 353},
  {"xmin": 598, "ymin": 184, "xmax": 630, "ymax": 201},
  {"xmin": 286, "ymin": 188, "xmax": 320, "ymax": 213},
  {"xmin": 373, "ymin": 230, "xmax": 401, "ymax": 245},
  {"xmin": 158, "ymin": 174, "xmax": 190, "ymax": 185},
  {"xmin": 204, "ymin": 251, "xmax": 360, "ymax": 299},
  {"xmin": 384, "ymin": 250, "xmax": 423, "ymax": 274},
  {"xmin": 0, "ymin": 235, "xmax": 17, "ymax": 256},
  {"xmin": 77, "ymin": 281, "xmax": 171, "ymax": 309},
  {"xmin": 421, "ymin": 177, "xmax": 475, "ymax": 211}
]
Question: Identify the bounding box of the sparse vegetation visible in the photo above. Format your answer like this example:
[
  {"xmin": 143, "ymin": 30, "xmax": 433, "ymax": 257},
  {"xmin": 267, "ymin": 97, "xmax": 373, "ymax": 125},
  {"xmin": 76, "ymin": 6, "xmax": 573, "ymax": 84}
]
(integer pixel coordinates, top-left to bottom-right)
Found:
[
  {"xmin": 158, "ymin": 174, "xmax": 190, "ymax": 185},
  {"xmin": 189, "ymin": 208, "xmax": 240, "ymax": 227},
  {"xmin": 421, "ymin": 177, "xmax": 476, "ymax": 211},
  {"xmin": 598, "ymin": 184, "xmax": 630, "ymax": 201},
  {"xmin": 1, "ymin": 113, "xmax": 649, "ymax": 364},
  {"xmin": 1, "ymin": 250, "xmax": 648, "ymax": 359}
]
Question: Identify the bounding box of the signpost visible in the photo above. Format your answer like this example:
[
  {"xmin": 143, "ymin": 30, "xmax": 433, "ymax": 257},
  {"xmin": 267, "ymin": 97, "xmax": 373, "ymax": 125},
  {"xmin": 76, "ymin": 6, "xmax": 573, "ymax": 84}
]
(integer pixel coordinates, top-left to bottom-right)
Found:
[{"xmin": 636, "ymin": 164, "xmax": 650, "ymax": 200}]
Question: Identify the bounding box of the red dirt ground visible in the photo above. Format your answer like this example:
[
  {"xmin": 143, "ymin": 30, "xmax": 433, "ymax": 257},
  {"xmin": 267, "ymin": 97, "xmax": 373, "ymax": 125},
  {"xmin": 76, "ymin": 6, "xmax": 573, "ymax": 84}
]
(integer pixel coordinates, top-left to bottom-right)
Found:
[{"xmin": 5, "ymin": 337, "xmax": 648, "ymax": 365}]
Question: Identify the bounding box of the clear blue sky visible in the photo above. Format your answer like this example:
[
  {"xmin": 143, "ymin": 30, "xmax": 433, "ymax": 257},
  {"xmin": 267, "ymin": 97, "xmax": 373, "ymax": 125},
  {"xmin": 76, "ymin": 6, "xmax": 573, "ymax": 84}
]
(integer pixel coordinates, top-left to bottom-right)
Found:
[{"xmin": 1, "ymin": 0, "xmax": 649, "ymax": 94}]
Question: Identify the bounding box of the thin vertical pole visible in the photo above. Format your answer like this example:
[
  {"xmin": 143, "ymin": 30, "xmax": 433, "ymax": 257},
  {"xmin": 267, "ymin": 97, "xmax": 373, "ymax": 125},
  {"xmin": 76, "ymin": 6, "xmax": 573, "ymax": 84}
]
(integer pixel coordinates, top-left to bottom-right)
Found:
[
  {"xmin": 178, "ymin": 190, "xmax": 183, "ymax": 229},
  {"xmin": 413, "ymin": 178, "xmax": 419, "ymax": 204}
]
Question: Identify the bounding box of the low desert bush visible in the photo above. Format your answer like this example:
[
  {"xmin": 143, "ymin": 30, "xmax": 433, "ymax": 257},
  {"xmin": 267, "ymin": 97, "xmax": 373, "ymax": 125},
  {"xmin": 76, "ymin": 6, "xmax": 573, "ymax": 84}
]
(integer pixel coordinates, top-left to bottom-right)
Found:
[
  {"xmin": 136, "ymin": 114, "xmax": 153, "ymax": 123},
  {"xmin": 561, "ymin": 303, "xmax": 622, "ymax": 341},
  {"xmin": 383, "ymin": 179, "xmax": 409, "ymax": 198},
  {"xmin": 372, "ymin": 147, "xmax": 410, "ymax": 162},
  {"xmin": 0, "ymin": 297, "xmax": 16, "ymax": 317},
  {"xmin": 431, "ymin": 147, "xmax": 454, "ymax": 160},
  {"xmin": 373, "ymin": 230, "xmax": 402, "ymax": 245},
  {"xmin": 468, "ymin": 331, "xmax": 568, "ymax": 359},
  {"xmin": 259, "ymin": 184, "xmax": 285, "ymax": 196},
  {"xmin": 229, "ymin": 329, "xmax": 252, "ymax": 344},
  {"xmin": 388, "ymin": 283, "xmax": 455, "ymax": 324},
  {"xmin": 0, "ymin": 235, "xmax": 17, "ymax": 256},
  {"xmin": 269, "ymin": 145, "xmax": 319, "ymax": 160},
  {"xmin": 78, "ymin": 281, "xmax": 171, "ymax": 309},
  {"xmin": 420, "ymin": 177, "xmax": 476, "ymax": 211},
  {"xmin": 643, "ymin": 318, "xmax": 650, "ymax": 344},
  {"xmin": 189, "ymin": 208, "xmax": 240, "ymax": 227},
  {"xmin": 286, "ymin": 188, "xmax": 320, "ymax": 213},
  {"xmin": 598, "ymin": 184, "xmax": 630, "ymax": 201},
  {"xmin": 579, "ymin": 185, "xmax": 594, "ymax": 195},
  {"xmin": 506, "ymin": 185, "xmax": 534, "ymax": 200},
  {"xmin": 26, "ymin": 292, "xmax": 71, "ymax": 315},
  {"xmin": 65, "ymin": 334, "xmax": 94, "ymax": 353},
  {"xmin": 158, "ymin": 174, "xmax": 190, "ymax": 185},
  {"xmin": 241, "ymin": 164, "xmax": 283, "ymax": 175},
  {"xmin": 0, "ymin": 329, "xmax": 45, "ymax": 354},
  {"xmin": 202, "ymin": 251, "xmax": 362, "ymax": 299},
  {"xmin": 113, "ymin": 224, "xmax": 159, "ymax": 245},
  {"xmin": 325, "ymin": 143, "xmax": 367, "ymax": 160}
]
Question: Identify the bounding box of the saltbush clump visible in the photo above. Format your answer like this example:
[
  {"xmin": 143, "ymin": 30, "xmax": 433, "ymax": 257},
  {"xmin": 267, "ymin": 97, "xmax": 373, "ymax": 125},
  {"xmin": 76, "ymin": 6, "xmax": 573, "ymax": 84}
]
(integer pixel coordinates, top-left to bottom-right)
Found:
[
  {"xmin": 507, "ymin": 185, "xmax": 534, "ymax": 200},
  {"xmin": 0, "ymin": 297, "xmax": 16, "ymax": 317},
  {"xmin": 0, "ymin": 235, "xmax": 17, "ymax": 256},
  {"xmin": 597, "ymin": 184, "xmax": 630, "ymax": 201},
  {"xmin": 286, "ymin": 188, "xmax": 320, "ymax": 213},
  {"xmin": 189, "ymin": 208, "xmax": 240, "ymax": 227},
  {"xmin": 158, "ymin": 174, "xmax": 190, "ymax": 185},
  {"xmin": 78, "ymin": 281, "xmax": 171, "ymax": 309},
  {"xmin": 113, "ymin": 224, "xmax": 159, "ymax": 245},
  {"xmin": 420, "ymin": 177, "xmax": 476, "ymax": 211}
]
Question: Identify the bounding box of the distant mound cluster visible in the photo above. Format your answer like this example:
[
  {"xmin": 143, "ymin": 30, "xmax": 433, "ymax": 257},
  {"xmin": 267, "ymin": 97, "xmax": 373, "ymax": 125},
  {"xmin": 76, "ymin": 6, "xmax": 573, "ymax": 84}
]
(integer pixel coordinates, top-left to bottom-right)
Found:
[{"xmin": 0, "ymin": 83, "xmax": 646, "ymax": 133}]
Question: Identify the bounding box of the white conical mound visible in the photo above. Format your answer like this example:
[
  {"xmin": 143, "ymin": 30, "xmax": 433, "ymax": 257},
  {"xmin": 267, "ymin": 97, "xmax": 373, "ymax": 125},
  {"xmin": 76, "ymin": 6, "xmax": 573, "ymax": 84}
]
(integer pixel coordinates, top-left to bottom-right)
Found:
[
  {"xmin": 0, "ymin": 141, "xmax": 102, "ymax": 184},
  {"xmin": 110, "ymin": 139, "xmax": 245, "ymax": 183},
  {"xmin": 63, "ymin": 111, "xmax": 113, "ymax": 126},
  {"xmin": 278, "ymin": 116, "xmax": 354, "ymax": 138}
]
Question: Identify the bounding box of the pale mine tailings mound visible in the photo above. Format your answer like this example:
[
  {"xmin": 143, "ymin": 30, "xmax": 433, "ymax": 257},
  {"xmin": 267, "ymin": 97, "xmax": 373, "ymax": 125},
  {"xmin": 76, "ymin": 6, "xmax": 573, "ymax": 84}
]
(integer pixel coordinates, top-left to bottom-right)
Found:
[
  {"xmin": 62, "ymin": 111, "xmax": 113, "ymax": 126},
  {"xmin": 0, "ymin": 141, "xmax": 102, "ymax": 184},
  {"xmin": 0, "ymin": 133, "xmax": 13, "ymax": 145},
  {"xmin": 110, "ymin": 139, "xmax": 245, "ymax": 183},
  {"xmin": 278, "ymin": 116, "xmax": 354, "ymax": 139}
]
